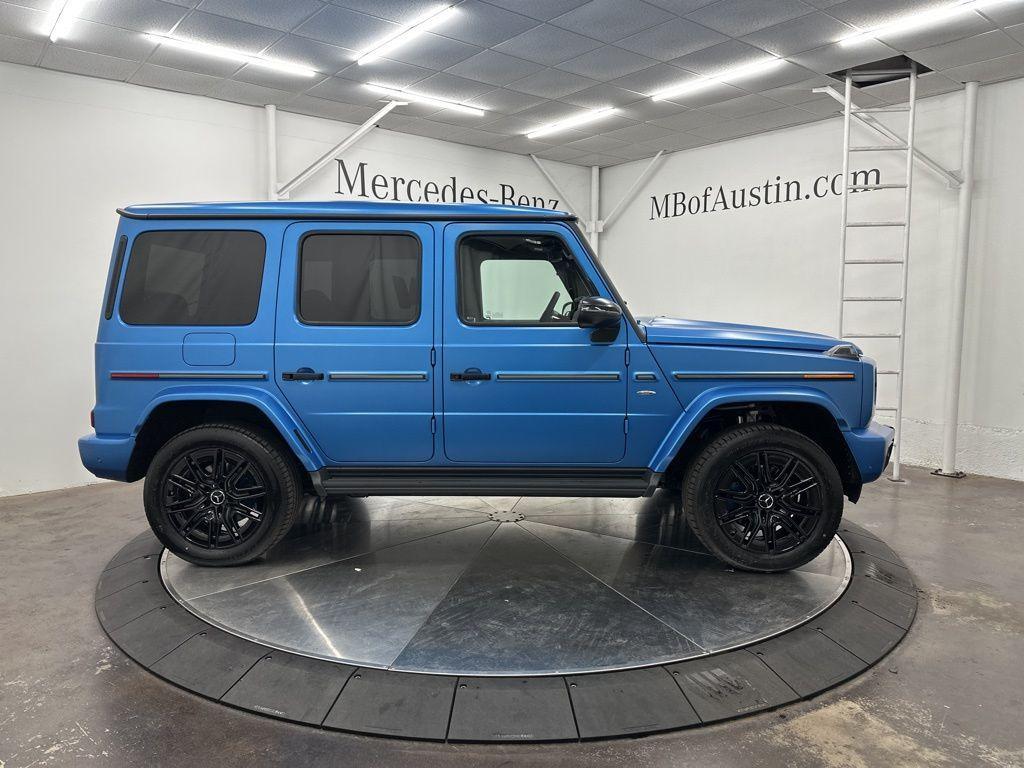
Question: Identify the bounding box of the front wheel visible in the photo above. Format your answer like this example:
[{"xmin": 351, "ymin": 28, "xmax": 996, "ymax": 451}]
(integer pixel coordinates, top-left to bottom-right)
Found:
[
  {"xmin": 144, "ymin": 423, "xmax": 301, "ymax": 566},
  {"xmin": 682, "ymin": 423, "xmax": 844, "ymax": 572}
]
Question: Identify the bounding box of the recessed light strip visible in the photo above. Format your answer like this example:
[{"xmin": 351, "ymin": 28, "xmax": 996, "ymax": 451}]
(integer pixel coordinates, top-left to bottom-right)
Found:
[
  {"xmin": 650, "ymin": 57, "xmax": 784, "ymax": 102},
  {"xmin": 363, "ymin": 83, "xmax": 485, "ymax": 116},
  {"xmin": 839, "ymin": 0, "xmax": 1018, "ymax": 46},
  {"xmin": 142, "ymin": 33, "xmax": 317, "ymax": 77},
  {"xmin": 48, "ymin": 0, "xmax": 93, "ymax": 42},
  {"xmin": 358, "ymin": 4, "xmax": 457, "ymax": 65},
  {"xmin": 526, "ymin": 107, "xmax": 618, "ymax": 139}
]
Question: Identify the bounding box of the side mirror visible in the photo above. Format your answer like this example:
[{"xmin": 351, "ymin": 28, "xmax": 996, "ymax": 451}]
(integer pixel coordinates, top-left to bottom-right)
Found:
[{"xmin": 574, "ymin": 296, "xmax": 622, "ymax": 330}]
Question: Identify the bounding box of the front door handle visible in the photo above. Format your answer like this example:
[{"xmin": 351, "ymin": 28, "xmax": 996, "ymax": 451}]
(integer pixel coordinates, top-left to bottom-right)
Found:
[
  {"xmin": 282, "ymin": 370, "xmax": 324, "ymax": 381},
  {"xmin": 450, "ymin": 370, "xmax": 491, "ymax": 382}
]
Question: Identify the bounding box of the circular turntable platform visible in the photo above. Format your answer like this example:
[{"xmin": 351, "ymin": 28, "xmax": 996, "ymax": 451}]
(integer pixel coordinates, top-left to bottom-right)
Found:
[{"xmin": 96, "ymin": 492, "xmax": 917, "ymax": 742}]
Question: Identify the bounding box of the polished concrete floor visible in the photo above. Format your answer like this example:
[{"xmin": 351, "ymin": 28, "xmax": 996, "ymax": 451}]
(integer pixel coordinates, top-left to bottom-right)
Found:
[
  {"xmin": 1, "ymin": 466, "xmax": 1022, "ymax": 767},
  {"xmin": 163, "ymin": 494, "xmax": 850, "ymax": 675}
]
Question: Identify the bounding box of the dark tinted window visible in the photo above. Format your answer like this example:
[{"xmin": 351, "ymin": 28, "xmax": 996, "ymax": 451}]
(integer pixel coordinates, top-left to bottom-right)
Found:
[
  {"xmin": 458, "ymin": 234, "xmax": 594, "ymax": 325},
  {"xmin": 119, "ymin": 231, "xmax": 265, "ymax": 326},
  {"xmin": 299, "ymin": 234, "xmax": 421, "ymax": 325}
]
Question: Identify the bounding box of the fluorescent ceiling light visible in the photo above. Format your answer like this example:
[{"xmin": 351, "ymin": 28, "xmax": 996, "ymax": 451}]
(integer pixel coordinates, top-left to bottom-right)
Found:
[
  {"xmin": 143, "ymin": 33, "xmax": 317, "ymax": 77},
  {"xmin": 650, "ymin": 58, "xmax": 784, "ymax": 102},
  {"xmin": 358, "ymin": 4, "xmax": 457, "ymax": 65},
  {"xmin": 363, "ymin": 83, "xmax": 485, "ymax": 116},
  {"xmin": 47, "ymin": 0, "xmax": 93, "ymax": 42},
  {"xmin": 839, "ymin": 0, "xmax": 1018, "ymax": 46},
  {"xmin": 526, "ymin": 107, "xmax": 618, "ymax": 139}
]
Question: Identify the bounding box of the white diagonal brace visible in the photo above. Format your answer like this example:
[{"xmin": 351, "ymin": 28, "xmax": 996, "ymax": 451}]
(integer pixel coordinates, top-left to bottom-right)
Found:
[
  {"xmin": 277, "ymin": 100, "xmax": 404, "ymax": 198},
  {"xmin": 603, "ymin": 150, "xmax": 665, "ymax": 230},
  {"xmin": 814, "ymin": 85, "xmax": 961, "ymax": 188},
  {"xmin": 529, "ymin": 153, "xmax": 585, "ymax": 220}
]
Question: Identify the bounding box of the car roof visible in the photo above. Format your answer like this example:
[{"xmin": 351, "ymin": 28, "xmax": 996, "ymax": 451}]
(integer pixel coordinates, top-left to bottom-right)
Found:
[{"xmin": 118, "ymin": 200, "xmax": 575, "ymax": 222}]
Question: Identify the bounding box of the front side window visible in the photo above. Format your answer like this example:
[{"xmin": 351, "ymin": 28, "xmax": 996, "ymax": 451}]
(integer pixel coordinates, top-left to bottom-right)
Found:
[
  {"xmin": 458, "ymin": 234, "xmax": 594, "ymax": 325},
  {"xmin": 119, "ymin": 230, "xmax": 266, "ymax": 325},
  {"xmin": 299, "ymin": 233, "xmax": 421, "ymax": 325}
]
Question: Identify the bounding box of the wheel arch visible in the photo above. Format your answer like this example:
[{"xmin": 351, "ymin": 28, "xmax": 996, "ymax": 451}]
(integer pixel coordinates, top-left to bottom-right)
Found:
[
  {"xmin": 655, "ymin": 389, "xmax": 863, "ymax": 502},
  {"xmin": 126, "ymin": 389, "xmax": 322, "ymax": 482}
]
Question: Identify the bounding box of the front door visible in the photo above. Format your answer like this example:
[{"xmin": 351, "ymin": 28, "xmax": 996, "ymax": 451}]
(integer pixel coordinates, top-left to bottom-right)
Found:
[
  {"xmin": 275, "ymin": 222, "xmax": 435, "ymax": 463},
  {"xmin": 441, "ymin": 223, "xmax": 627, "ymax": 464}
]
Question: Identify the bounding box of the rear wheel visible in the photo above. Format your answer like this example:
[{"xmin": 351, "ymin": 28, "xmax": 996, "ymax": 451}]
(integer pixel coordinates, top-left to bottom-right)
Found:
[
  {"xmin": 682, "ymin": 423, "xmax": 843, "ymax": 572},
  {"xmin": 144, "ymin": 423, "xmax": 301, "ymax": 566}
]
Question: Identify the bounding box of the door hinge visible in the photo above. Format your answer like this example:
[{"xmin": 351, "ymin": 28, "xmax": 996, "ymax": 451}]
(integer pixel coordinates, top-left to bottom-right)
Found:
[
  {"xmin": 430, "ymin": 348, "xmax": 436, "ymax": 366},
  {"xmin": 625, "ymin": 347, "xmax": 631, "ymax": 367},
  {"xmin": 623, "ymin": 417, "xmax": 629, "ymax": 434},
  {"xmin": 430, "ymin": 415, "xmax": 436, "ymax": 434}
]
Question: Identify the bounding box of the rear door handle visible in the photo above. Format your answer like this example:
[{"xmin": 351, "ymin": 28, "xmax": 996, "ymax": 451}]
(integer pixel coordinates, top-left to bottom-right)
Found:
[
  {"xmin": 450, "ymin": 370, "xmax": 491, "ymax": 381},
  {"xmin": 282, "ymin": 370, "xmax": 324, "ymax": 381}
]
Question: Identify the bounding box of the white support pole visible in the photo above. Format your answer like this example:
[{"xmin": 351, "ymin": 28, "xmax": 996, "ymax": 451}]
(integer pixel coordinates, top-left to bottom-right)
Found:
[
  {"xmin": 589, "ymin": 165, "xmax": 600, "ymax": 258},
  {"xmin": 529, "ymin": 154, "xmax": 585, "ymax": 219},
  {"xmin": 277, "ymin": 100, "xmax": 403, "ymax": 198},
  {"xmin": 265, "ymin": 104, "xmax": 278, "ymax": 201},
  {"xmin": 602, "ymin": 150, "xmax": 664, "ymax": 230},
  {"xmin": 938, "ymin": 81, "xmax": 980, "ymax": 477}
]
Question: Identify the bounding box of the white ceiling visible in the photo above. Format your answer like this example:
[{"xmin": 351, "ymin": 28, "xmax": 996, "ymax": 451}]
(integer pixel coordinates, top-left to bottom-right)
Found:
[{"xmin": 4, "ymin": 0, "xmax": 1024, "ymax": 166}]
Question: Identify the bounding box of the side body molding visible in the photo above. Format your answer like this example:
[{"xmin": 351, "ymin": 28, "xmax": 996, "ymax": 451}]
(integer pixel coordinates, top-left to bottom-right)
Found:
[{"xmin": 649, "ymin": 386, "xmax": 851, "ymax": 473}]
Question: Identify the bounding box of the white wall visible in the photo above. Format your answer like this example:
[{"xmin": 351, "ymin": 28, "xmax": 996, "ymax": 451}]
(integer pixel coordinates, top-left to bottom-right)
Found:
[
  {"xmin": 0, "ymin": 62, "xmax": 588, "ymax": 497},
  {"xmin": 600, "ymin": 77, "xmax": 1024, "ymax": 481}
]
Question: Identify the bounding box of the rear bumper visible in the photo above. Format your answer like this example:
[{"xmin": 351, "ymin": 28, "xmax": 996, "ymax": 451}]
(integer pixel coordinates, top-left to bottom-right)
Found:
[
  {"xmin": 78, "ymin": 433, "xmax": 135, "ymax": 482},
  {"xmin": 844, "ymin": 421, "xmax": 895, "ymax": 483}
]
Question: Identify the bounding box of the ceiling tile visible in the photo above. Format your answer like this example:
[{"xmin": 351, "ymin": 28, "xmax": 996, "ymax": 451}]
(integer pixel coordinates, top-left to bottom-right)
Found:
[
  {"xmin": 147, "ymin": 42, "xmax": 243, "ymax": 77},
  {"xmin": 684, "ymin": 0, "xmax": 814, "ymax": 38},
  {"xmin": 741, "ymin": 12, "xmax": 856, "ymax": 56},
  {"xmin": 549, "ymin": 0, "xmax": 676, "ymax": 44},
  {"xmin": 662, "ymin": 80, "xmax": 746, "ymax": 107},
  {"xmin": 564, "ymin": 134, "xmax": 631, "ymax": 152},
  {"xmin": 338, "ymin": 57, "xmax": 434, "ymax": 88},
  {"xmin": 232, "ymin": 61, "xmax": 328, "ymax": 91},
  {"xmin": 507, "ymin": 67, "xmax": 597, "ymax": 98},
  {"xmin": 478, "ymin": 114, "xmax": 541, "ymax": 135},
  {"xmin": 730, "ymin": 60, "xmax": 822, "ymax": 89},
  {"xmin": 560, "ymin": 83, "xmax": 646, "ymax": 108},
  {"xmin": 0, "ymin": 2, "xmax": 45, "ymax": 39},
  {"xmin": 859, "ymin": 69, "xmax": 961, "ymax": 100},
  {"xmin": 77, "ymin": 0, "xmax": 189, "ymax": 35},
  {"xmin": 306, "ymin": 75, "xmax": 391, "ymax": 105},
  {"xmin": 644, "ymin": 0, "xmax": 720, "ymax": 13},
  {"xmin": 129, "ymin": 62, "xmax": 223, "ymax": 95},
  {"xmin": 639, "ymin": 131, "xmax": 709, "ymax": 151},
  {"xmin": 493, "ymin": 24, "xmax": 602, "ymax": 66},
  {"xmin": 285, "ymin": 94, "xmax": 379, "ymax": 122},
  {"xmin": 533, "ymin": 145, "xmax": 590, "ymax": 162},
  {"xmin": 977, "ymin": 2, "xmax": 1024, "ymax": 26},
  {"xmin": 600, "ymin": 121, "xmax": 675, "ymax": 142},
  {"xmin": 294, "ymin": 5, "xmax": 398, "ymax": 50},
  {"xmin": 757, "ymin": 74, "xmax": 839, "ymax": 103},
  {"xmin": 669, "ymin": 39, "xmax": 776, "ymax": 75},
  {"xmin": 466, "ymin": 87, "xmax": 548, "ymax": 113},
  {"xmin": 40, "ymin": 45, "xmax": 139, "ymax": 81},
  {"xmin": 413, "ymin": 71, "xmax": 495, "ymax": 100},
  {"xmin": 374, "ymin": 30, "xmax": 481, "ymax": 69},
  {"xmin": 822, "ymin": 0, "xmax": 948, "ymax": 29},
  {"xmin": 615, "ymin": 18, "xmax": 728, "ymax": 61},
  {"xmin": 196, "ymin": 0, "xmax": 325, "ymax": 32},
  {"xmin": 606, "ymin": 143, "xmax": 662, "ymax": 160},
  {"xmin": 437, "ymin": 1, "xmax": 537, "ymax": 47},
  {"xmin": 326, "ymin": 0, "xmax": 430, "ymax": 24},
  {"xmin": 512, "ymin": 100, "xmax": 588, "ymax": 124},
  {"xmin": 399, "ymin": 117, "xmax": 470, "ymax": 140},
  {"xmin": 1006, "ymin": 23, "xmax": 1024, "ymax": 46},
  {"xmin": 875, "ymin": 10, "xmax": 993, "ymax": 51},
  {"xmin": 786, "ymin": 92, "xmax": 842, "ymax": 114},
  {"xmin": 571, "ymin": 151, "xmax": 632, "ymax": 166},
  {"xmin": 940, "ymin": 51, "xmax": 1024, "ymax": 83},
  {"xmin": 445, "ymin": 49, "xmax": 543, "ymax": 86},
  {"xmin": 481, "ymin": 0, "xmax": 591, "ymax": 22},
  {"xmin": 448, "ymin": 126, "xmax": 509, "ymax": 149},
  {"xmin": 491, "ymin": 135, "xmax": 555, "ymax": 153},
  {"xmin": 50, "ymin": 18, "xmax": 159, "ymax": 61},
  {"xmin": 608, "ymin": 62, "xmax": 693, "ymax": 95},
  {"xmin": 703, "ymin": 92, "xmax": 788, "ymax": 118},
  {"xmin": 648, "ymin": 107, "xmax": 722, "ymax": 130},
  {"xmin": 911, "ymin": 29, "xmax": 1022, "ymax": 71},
  {"xmin": 0, "ymin": 31, "xmax": 44, "ymax": 65},
  {"xmin": 411, "ymin": 104, "xmax": 490, "ymax": 126},
  {"xmin": 261, "ymin": 34, "xmax": 357, "ymax": 75},
  {"xmin": 787, "ymin": 38, "xmax": 899, "ymax": 74},
  {"xmin": 172, "ymin": 10, "xmax": 284, "ymax": 51},
  {"xmin": 556, "ymin": 46, "xmax": 658, "ymax": 80},
  {"xmin": 209, "ymin": 78, "xmax": 297, "ymax": 107}
]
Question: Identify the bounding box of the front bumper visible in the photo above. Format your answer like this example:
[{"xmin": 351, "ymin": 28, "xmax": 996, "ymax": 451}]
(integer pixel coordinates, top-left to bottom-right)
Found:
[
  {"xmin": 843, "ymin": 421, "xmax": 895, "ymax": 483},
  {"xmin": 78, "ymin": 433, "xmax": 135, "ymax": 482}
]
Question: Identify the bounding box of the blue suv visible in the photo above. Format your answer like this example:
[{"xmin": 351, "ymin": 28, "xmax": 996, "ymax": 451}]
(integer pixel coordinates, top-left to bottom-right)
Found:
[{"xmin": 80, "ymin": 201, "xmax": 893, "ymax": 572}]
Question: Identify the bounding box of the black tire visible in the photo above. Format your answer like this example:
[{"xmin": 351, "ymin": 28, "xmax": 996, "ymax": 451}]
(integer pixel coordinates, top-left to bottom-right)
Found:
[
  {"xmin": 682, "ymin": 423, "xmax": 844, "ymax": 572},
  {"xmin": 144, "ymin": 423, "xmax": 302, "ymax": 567}
]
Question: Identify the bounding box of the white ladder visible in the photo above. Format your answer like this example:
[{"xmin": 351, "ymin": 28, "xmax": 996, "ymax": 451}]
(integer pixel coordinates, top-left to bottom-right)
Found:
[{"xmin": 837, "ymin": 64, "xmax": 918, "ymax": 482}]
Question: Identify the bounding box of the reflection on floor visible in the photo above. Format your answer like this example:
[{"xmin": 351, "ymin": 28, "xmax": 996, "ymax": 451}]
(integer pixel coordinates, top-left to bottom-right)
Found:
[{"xmin": 163, "ymin": 491, "xmax": 850, "ymax": 675}]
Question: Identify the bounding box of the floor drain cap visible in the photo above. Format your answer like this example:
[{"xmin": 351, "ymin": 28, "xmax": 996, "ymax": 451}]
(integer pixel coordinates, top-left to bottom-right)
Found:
[{"xmin": 488, "ymin": 510, "xmax": 524, "ymax": 523}]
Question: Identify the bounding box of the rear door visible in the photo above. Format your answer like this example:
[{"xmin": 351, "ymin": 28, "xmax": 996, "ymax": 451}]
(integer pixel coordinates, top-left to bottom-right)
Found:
[
  {"xmin": 275, "ymin": 222, "xmax": 435, "ymax": 463},
  {"xmin": 441, "ymin": 223, "xmax": 627, "ymax": 464}
]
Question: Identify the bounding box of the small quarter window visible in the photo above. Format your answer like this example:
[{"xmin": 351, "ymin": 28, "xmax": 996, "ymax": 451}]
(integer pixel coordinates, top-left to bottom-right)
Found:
[
  {"xmin": 458, "ymin": 234, "xmax": 594, "ymax": 325},
  {"xmin": 119, "ymin": 231, "xmax": 265, "ymax": 326},
  {"xmin": 299, "ymin": 234, "xmax": 421, "ymax": 325}
]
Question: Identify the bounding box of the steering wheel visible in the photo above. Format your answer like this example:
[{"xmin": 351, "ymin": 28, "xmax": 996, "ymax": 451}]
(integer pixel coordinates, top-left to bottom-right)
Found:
[{"xmin": 539, "ymin": 290, "xmax": 561, "ymax": 322}]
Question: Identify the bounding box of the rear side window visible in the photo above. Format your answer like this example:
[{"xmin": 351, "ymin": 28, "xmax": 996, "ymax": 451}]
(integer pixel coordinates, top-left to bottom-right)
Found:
[
  {"xmin": 119, "ymin": 231, "xmax": 266, "ymax": 326},
  {"xmin": 298, "ymin": 233, "xmax": 421, "ymax": 325}
]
